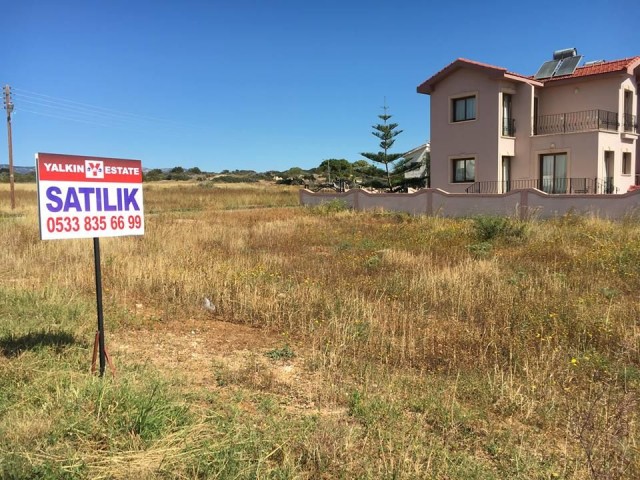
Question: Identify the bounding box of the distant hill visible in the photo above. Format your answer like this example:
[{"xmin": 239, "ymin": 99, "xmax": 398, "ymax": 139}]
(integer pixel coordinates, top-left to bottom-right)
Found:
[{"xmin": 0, "ymin": 165, "xmax": 35, "ymax": 174}]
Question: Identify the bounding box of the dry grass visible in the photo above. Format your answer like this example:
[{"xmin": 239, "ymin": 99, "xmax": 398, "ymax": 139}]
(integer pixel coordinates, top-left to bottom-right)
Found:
[{"xmin": 0, "ymin": 181, "xmax": 638, "ymax": 479}]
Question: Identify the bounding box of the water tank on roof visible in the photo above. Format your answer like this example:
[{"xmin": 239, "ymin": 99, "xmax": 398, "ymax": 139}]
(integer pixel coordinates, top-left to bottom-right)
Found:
[{"xmin": 553, "ymin": 48, "xmax": 578, "ymax": 60}]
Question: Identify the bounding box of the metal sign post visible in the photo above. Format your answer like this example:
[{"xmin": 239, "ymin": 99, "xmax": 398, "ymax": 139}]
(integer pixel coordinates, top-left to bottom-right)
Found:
[
  {"xmin": 35, "ymin": 152, "xmax": 144, "ymax": 376},
  {"xmin": 93, "ymin": 237, "xmax": 106, "ymax": 376}
]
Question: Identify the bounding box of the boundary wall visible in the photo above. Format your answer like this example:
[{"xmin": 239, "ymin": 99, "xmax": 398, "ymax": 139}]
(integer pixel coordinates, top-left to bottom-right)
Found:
[{"xmin": 299, "ymin": 188, "xmax": 640, "ymax": 219}]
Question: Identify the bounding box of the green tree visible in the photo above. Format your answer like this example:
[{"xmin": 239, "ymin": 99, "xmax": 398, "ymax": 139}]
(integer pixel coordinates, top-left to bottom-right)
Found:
[
  {"xmin": 352, "ymin": 160, "xmax": 386, "ymax": 185},
  {"xmin": 284, "ymin": 167, "xmax": 304, "ymax": 178},
  {"xmin": 360, "ymin": 103, "xmax": 404, "ymax": 191},
  {"xmin": 318, "ymin": 159, "xmax": 352, "ymax": 181},
  {"xmin": 144, "ymin": 168, "xmax": 165, "ymax": 182}
]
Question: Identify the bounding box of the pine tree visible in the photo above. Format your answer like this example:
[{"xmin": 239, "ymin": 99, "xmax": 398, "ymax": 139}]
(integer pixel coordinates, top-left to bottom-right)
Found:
[{"xmin": 360, "ymin": 102, "xmax": 404, "ymax": 191}]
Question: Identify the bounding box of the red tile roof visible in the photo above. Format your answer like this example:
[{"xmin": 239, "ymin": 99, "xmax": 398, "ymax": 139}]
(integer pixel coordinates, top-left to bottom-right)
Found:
[
  {"xmin": 541, "ymin": 56, "xmax": 640, "ymax": 82},
  {"xmin": 417, "ymin": 56, "xmax": 640, "ymax": 94}
]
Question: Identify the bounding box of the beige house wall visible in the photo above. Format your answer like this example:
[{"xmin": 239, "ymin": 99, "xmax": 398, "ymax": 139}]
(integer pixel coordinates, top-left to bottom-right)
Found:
[
  {"xmin": 509, "ymin": 83, "xmax": 535, "ymax": 182},
  {"xmin": 530, "ymin": 73, "xmax": 638, "ymax": 192},
  {"xmin": 427, "ymin": 64, "xmax": 639, "ymax": 193},
  {"xmin": 430, "ymin": 68, "xmax": 503, "ymax": 193},
  {"xmin": 537, "ymin": 76, "xmax": 623, "ymax": 115}
]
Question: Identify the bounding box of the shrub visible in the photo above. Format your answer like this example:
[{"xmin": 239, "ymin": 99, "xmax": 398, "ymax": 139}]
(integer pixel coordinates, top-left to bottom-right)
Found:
[
  {"xmin": 473, "ymin": 215, "xmax": 527, "ymax": 241},
  {"xmin": 265, "ymin": 344, "xmax": 295, "ymax": 360},
  {"xmin": 313, "ymin": 199, "xmax": 350, "ymax": 214}
]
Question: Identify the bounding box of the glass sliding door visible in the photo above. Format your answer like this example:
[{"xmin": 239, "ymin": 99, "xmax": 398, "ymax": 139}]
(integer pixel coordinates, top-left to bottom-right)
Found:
[
  {"xmin": 502, "ymin": 156, "xmax": 511, "ymax": 193},
  {"xmin": 604, "ymin": 151, "xmax": 614, "ymax": 194},
  {"xmin": 540, "ymin": 153, "xmax": 567, "ymax": 193}
]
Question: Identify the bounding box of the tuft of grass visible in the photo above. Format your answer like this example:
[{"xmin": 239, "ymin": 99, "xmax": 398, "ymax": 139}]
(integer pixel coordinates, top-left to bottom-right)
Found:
[
  {"xmin": 265, "ymin": 344, "xmax": 295, "ymax": 360},
  {"xmin": 312, "ymin": 198, "xmax": 350, "ymax": 214},
  {"xmin": 473, "ymin": 214, "xmax": 528, "ymax": 241}
]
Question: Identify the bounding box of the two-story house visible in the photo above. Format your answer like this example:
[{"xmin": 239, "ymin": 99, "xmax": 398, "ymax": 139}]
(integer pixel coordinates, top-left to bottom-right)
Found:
[{"xmin": 417, "ymin": 51, "xmax": 640, "ymax": 194}]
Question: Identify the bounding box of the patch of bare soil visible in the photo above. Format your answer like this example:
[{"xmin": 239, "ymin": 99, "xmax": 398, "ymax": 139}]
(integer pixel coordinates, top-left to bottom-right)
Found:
[
  {"xmin": 109, "ymin": 317, "xmax": 341, "ymax": 415},
  {"xmin": 110, "ymin": 317, "xmax": 278, "ymax": 383}
]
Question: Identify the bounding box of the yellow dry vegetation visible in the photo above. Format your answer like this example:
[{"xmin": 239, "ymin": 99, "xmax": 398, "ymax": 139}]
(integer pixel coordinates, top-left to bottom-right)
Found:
[{"xmin": 0, "ymin": 181, "xmax": 638, "ymax": 479}]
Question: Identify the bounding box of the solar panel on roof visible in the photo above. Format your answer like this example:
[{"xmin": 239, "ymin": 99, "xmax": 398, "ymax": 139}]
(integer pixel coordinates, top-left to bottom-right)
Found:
[
  {"xmin": 553, "ymin": 55, "xmax": 582, "ymax": 77},
  {"xmin": 534, "ymin": 60, "xmax": 560, "ymax": 79}
]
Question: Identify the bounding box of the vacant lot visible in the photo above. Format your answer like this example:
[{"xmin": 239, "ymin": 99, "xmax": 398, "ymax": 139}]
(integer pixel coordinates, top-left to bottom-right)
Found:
[{"xmin": 1, "ymin": 182, "xmax": 638, "ymax": 479}]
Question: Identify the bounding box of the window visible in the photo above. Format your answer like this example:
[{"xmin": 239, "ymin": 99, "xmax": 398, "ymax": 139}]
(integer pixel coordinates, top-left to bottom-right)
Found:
[
  {"xmin": 623, "ymin": 152, "xmax": 631, "ymax": 175},
  {"xmin": 624, "ymin": 90, "xmax": 635, "ymax": 133},
  {"xmin": 604, "ymin": 151, "xmax": 614, "ymax": 194},
  {"xmin": 540, "ymin": 153, "xmax": 567, "ymax": 193},
  {"xmin": 502, "ymin": 94, "xmax": 515, "ymax": 136},
  {"xmin": 453, "ymin": 158, "xmax": 475, "ymax": 182},
  {"xmin": 452, "ymin": 96, "xmax": 476, "ymax": 122},
  {"xmin": 502, "ymin": 156, "xmax": 511, "ymax": 192}
]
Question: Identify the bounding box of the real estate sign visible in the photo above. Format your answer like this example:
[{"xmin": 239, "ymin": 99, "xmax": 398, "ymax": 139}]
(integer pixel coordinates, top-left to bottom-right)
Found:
[{"xmin": 36, "ymin": 153, "xmax": 144, "ymax": 240}]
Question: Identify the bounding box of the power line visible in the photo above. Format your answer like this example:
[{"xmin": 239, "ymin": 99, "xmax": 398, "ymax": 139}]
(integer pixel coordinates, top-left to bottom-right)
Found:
[
  {"xmin": 11, "ymin": 89, "xmax": 184, "ymax": 134},
  {"xmin": 12, "ymin": 87, "xmax": 177, "ymax": 125},
  {"xmin": 9, "ymin": 86, "xmax": 209, "ymax": 137},
  {"xmin": 13, "ymin": 96, "xmax": 142, "ymax": 126},
  {"xmin": 16, "ymin": 108, "xmax": 123, "ymax": 129}
]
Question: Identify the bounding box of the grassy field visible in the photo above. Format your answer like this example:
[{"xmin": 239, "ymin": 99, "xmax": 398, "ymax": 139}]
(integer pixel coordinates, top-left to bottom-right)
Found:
[{"xmin": 0, "ymin": 181, "xmax": 638, "ymax": 479}]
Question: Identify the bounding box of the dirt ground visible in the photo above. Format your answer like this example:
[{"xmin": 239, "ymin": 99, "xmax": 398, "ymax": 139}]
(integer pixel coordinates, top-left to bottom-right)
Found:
[{"xmin": 109, "ymin": 316, "xmax": 340, "ymax": 414}]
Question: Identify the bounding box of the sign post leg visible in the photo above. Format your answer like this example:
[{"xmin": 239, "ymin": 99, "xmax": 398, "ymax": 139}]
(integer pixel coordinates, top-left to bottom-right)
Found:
[{"xmin": 93, "ymin": 237, "xmax": 106, "ymax": 377}]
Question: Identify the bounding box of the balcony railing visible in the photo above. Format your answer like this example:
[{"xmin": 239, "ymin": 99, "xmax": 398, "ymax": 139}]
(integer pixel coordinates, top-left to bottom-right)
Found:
[
  {"xmin": 623, "ymin": 113, "xmax": 638, "ymax": 133},
  {"xmin": 502, "ymin": 117, "xmax": 516, "ymax": 136},
  {"xmin": 534, "ymin": 109, "xmax": 618, "ymax": 135},
  {"xmin": 465, "ymin": 177, "xmax": 618, "ymax": 194}
]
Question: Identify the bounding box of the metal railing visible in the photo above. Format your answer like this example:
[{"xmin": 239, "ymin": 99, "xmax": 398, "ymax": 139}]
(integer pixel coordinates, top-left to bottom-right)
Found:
[
  {"xmin": 623, "ymin": 113, "xmax": 638, "ymax": 133},
  {"xmin": 465, "ymin": 177, "xmax": 618, "ymax": 194},
  {"xmin": 534, "ymin": 109, "xmax": 619, "ymax": 135},
  {"xmin": 502, "ymin": 117, "xmax": 516, "ymax": 136}
]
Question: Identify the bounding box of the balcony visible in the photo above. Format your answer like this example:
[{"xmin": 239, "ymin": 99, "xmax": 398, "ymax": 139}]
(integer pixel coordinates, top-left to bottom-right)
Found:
[
  {"xmin": 623, "ymin": 113, "xmax": 638, "ymax": 133},
  {"xmin": 534, "ymin": 109, "xmax": 618, "ymax": 135},
  {"xmin": 502, "ymin": 117, "xmax": 516, "ymax": 136},
  {"xmin": 465, "ymin": 177, "xmax": 618, "ymax": 194}
]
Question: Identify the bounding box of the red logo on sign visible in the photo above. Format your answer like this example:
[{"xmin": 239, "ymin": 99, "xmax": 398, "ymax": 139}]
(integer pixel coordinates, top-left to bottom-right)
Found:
[{"xmin": 85, "ymin": 160, "xmax": 104, "ymax": 179}]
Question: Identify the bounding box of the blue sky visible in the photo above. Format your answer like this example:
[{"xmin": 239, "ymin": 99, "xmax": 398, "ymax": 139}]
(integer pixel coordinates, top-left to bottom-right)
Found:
[{"xmin": 4, "ymin": 0, "xmax": 638, "ymax": 172}]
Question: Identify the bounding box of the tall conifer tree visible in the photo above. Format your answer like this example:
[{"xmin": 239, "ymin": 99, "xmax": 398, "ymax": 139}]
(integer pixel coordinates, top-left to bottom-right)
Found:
[{"xmin": 360, "ymin": 101, "xmax": 403, "ymax": 191}]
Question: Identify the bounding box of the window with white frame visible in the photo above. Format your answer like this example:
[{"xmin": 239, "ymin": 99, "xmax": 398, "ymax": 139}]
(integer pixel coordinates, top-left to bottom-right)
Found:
[
  {"xmin": 452, "ymin": 158, "xmax": 475, "ymax": 182},
  {"xmin": 623, "ymin": 152, "xmax": 631, "ymax": 175},
  {"xmin": 452, "ymin": 96, "xmax": 476, "ymax": 122}
]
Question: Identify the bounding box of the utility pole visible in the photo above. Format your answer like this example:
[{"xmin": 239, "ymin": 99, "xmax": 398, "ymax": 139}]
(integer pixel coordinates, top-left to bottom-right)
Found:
[{"xmin": 3, "ymin": 85, "xmax": 15, "ymax": 210}]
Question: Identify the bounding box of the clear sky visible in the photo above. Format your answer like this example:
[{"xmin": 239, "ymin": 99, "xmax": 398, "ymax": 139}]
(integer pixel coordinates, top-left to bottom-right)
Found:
[{"xmin": 3, "ymin": 0, "xmax": 638, "ymax": 172}]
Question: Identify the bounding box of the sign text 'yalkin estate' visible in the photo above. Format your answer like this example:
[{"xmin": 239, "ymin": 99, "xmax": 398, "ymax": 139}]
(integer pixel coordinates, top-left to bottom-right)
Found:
[{"xmin": 36, "ymin": 153, "xmax": 144, "ymax": 240}]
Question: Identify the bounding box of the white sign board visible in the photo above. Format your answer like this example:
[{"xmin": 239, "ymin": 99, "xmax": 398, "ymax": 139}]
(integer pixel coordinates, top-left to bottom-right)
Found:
[{"xmin": 36, "ymin": 153, "xmax": 144, "ymax": 240}]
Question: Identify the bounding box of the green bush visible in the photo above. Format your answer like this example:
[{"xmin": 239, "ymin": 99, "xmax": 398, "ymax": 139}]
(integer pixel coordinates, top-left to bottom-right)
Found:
[
  {"xmin": 312, "ymin": 199, "xmax": 350, "ymax": 214},
  {"xmin": 265, "ymin": 344, "xmax": 295, "ymax": 360},
  {"xmin": 473, "ymin": 215, "xmax": 527, "ymax": 241},
  {"xmin": 214, "ymin": 175, "xmax": 260, "ymax": 183}
]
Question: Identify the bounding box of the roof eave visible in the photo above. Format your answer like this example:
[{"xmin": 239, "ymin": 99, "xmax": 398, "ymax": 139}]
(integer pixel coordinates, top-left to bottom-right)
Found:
[
  {"xmin": 627, "ymin": 57, "xmax": 640, "ymax": 75},
  {"xmin": 543, "ymin": 70, "xmax": 627, "ymax": 87},
  {"xmin": 417, "ymin": 59, "xmax": 538, "ymax": 94},
  {"xmin": 504, "ymin": 73, "xmax": 543, "ymax": 87}
]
